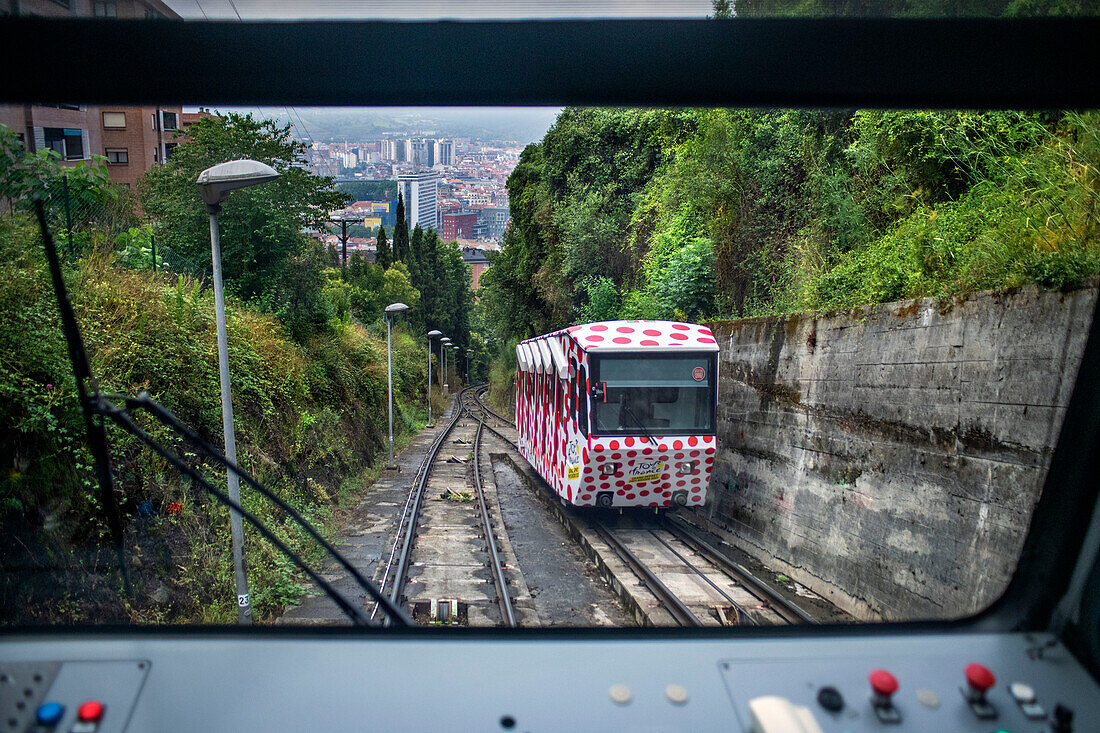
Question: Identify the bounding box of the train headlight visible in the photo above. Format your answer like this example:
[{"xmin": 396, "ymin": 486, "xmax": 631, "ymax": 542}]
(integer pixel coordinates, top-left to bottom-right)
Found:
[
  {"xmin": 676, "ymin": 460, "xmax": 699, "ymax": 475},
  {"xmin": 600, "ymin": 462, "xmax": 620, "ymax": 476}
]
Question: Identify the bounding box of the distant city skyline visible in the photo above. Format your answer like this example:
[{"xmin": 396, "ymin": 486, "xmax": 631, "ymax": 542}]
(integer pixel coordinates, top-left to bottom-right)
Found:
[{"xmin": 185, "ymin": 107, "xmax": 564, "ymax": 146}]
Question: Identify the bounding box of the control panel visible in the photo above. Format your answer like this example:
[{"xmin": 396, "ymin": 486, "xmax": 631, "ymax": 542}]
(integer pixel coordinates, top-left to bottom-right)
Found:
[
  {"xmin": 0, "ymin": 631, "xmax": 1096, "ymax": 731},
  {"xmin": 0, "ymin": 661, "xmax": 147, "ymax": 733},
  {"xmin": 721, "ymin": 644, "xmax": 1089, "ymax": 732}
]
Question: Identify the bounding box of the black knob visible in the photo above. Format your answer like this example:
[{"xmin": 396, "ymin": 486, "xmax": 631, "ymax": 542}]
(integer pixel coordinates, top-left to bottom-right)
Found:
[
  {"xmin": 817, "ymin": 686, "xmax": 845, "ymax": 712},
  {"xmin": 1051, "ymin": 703, "xmax": 1074, "ymax": 732}
]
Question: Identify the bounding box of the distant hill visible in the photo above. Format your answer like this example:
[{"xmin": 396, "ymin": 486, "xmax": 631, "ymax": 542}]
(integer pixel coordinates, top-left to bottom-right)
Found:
[{"xmin": 223, "ymin": 107, "xmax": 562, "ymax": 145}]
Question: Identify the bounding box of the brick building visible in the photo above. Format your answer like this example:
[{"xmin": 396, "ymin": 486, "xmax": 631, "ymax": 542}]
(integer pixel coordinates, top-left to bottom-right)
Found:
[
  {"xmin": 440, "ymin": 212, "xmax": 477, "ymax": 241},
  {"xmin": 0, "ymin": 0, "xmax": 182, "ymax": 193}
]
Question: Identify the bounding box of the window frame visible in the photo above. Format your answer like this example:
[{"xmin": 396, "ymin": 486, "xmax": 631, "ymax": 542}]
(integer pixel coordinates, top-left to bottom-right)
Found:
[{"xmin": 589, "ymin": 352, "xmax": 718, "ymax": 438}]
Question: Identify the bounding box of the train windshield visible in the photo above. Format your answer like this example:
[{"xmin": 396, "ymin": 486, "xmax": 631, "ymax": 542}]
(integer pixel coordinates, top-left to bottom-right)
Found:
[{"xmin": 592, "ymin": 354, "xmax": 717, "ymax": 435}]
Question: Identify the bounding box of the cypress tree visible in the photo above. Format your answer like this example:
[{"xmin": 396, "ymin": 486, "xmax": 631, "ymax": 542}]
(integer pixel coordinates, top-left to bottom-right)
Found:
[
  {"xmin": 393, "ymin": 193, "xmax": 410, "ymax": 263},
  {"xmin": 376, "ymin": 226, "xmax": 392, "ymax": 269},
  {"xmin": 409, "ymin": 223, "xmax": 424, "ymax": 285}
]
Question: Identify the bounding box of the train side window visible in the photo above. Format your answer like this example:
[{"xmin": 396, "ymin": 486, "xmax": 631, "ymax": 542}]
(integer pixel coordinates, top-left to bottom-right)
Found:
[{"xmin": 577, "ymin": 364, "xmax": 588, "ymax": 436}]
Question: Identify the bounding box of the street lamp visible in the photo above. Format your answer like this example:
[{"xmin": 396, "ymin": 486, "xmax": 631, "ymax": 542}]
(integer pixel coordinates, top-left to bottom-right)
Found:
[
  {"xmin": 427, "ymin": 330, "xmax": 442, "ymax": 426},
  {"xmin": 385, "ymin": 302, "xmax": 410, "ymax": 469},
  {"xmin": 440, "ymin": 337, "xmax": 451, "ymax": 396},
  {"xmin": 197, "ymin": 159, "xmax": 279, "ymax": 626}
]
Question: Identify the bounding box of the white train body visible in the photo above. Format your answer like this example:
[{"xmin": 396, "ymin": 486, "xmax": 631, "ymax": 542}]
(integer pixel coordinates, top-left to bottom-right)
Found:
[{"xmin": 516, "ymin": 321, "xmax": 719, "ymax": 508}]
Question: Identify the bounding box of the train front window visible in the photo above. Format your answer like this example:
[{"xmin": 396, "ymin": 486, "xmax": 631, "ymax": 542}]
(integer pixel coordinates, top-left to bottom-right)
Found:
[{"xmin": 591, "ymin": 355, "xmax": 717, "ymax": 436}]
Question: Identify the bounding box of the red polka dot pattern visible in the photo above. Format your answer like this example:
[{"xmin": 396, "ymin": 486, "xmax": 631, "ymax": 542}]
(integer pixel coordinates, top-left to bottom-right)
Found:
[{"xmin": 515, "ymin": 320, "xmax": 718, "ymax": 509}]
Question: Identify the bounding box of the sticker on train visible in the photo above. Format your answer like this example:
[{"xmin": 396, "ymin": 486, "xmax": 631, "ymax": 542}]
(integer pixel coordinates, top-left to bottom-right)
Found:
[
  {"xmin": 628, "ymin": 460, "xmax": 664, "ymax": 484},
  {"xmin": 568, "ymin": 466, "xmax": 580, "ymax": 480},
  {"xmin": 692, "ymin": 366, "xmax": 706, "ymax": 381}
]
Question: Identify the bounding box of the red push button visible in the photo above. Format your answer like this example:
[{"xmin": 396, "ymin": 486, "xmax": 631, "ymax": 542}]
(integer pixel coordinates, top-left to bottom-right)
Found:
[
  {"xmin": 869, "ymin": 670, "xmax": 899, "ymax": 697},
  {"xmin": 77, "ymin": 701, "xmax": 104, "ymax": 722},
  {"xmin": 965, "ymin": 664, "xmax": 996, "ymax": 693}
]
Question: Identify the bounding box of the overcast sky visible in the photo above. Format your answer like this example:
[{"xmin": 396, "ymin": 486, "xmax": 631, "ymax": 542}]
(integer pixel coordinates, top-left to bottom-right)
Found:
[{"xmin": 166, "ymin": 0, "xmax": 715, "ymax": 20}]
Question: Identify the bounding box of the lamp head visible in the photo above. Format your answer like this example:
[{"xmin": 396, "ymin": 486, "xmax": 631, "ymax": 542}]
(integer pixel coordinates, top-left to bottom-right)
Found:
[
  {"xmin": 428, "ymin": 330, "xmax": 443, "ymax": 338},
  {"xmin": 197, "ymin": 160, "xmax": 279, "ymax": 213},
  {"xmin": 385, "ymin": 302, "xmax": 410, "ymax": 317}
]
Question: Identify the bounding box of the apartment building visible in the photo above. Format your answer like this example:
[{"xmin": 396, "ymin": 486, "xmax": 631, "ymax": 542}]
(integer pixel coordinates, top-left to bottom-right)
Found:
[{"xmin": 1, "ymin": 0, "xmax": 182, "ymax": 192}]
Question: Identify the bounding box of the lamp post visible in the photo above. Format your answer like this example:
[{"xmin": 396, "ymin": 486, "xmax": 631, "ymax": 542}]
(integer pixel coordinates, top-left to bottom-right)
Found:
[
  {"xmin": 385, "ymin": 302, "xmax": 410, "ymax": 469},
  {"xmin": 441, "ymin": 337, "xmax": 451, "ymax": 396},
  {"xmin": 427, "ymin": 330, "xmax": 442, "ymax": 426},
  {"xmin": 197, "ymin": 159, "xmax": 280, "ymax": 626}
]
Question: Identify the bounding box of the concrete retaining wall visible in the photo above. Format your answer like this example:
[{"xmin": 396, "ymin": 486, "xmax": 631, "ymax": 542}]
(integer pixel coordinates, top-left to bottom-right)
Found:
[{"xmin": 697, "ymin": 282, "xmax": 1097, "ymax": 621}]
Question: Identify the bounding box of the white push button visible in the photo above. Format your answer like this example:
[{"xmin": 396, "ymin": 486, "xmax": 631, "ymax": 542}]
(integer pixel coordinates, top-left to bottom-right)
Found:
[
  {"xmin": 609, "ymin": 684, "xmax": 632, "ymax": 705},
  {"xmin": 748, "ymin": 695, "xmax": 825, "ymax": 733},
  {"xmin": 665, "ymin": 684, "xmax": 689, "ymax": 705},
  {"xmin": 1010, "ymin": 682, "xmax": 1036, "ymax": 703}
]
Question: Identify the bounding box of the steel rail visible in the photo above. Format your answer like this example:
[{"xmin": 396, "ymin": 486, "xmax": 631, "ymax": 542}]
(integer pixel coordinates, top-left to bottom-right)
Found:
[
  {"xmin": 594, "ymin": 523, "xmax": 703, "ymax": 627},
  {"xmin": 647, "ymin": 529, "xmax": 756, "ymax": 626},
  {"xmin": 664, "ymin": 515, "xmax": 816, "ymax": 625},
  {"xmin": 473, "ymin": 418, "xmax": 517, "ymax": 627},
  {"xmin": 377, "ymin": 388, "xmax": 469, "ymax": 623},
  {"xmin": 474, "ymin": 386, "xmax": 515, "ymax": 427}
]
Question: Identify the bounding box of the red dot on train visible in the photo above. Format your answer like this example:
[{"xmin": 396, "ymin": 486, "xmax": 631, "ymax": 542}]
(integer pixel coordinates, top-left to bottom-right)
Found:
[
  {"xmin": 617, "ymin": 489, "xmax": 626, "ymax": 495},
  {"xmin": 671, "ymin": 333, "xmax": 688, "ymax": 340},
  {"xmin": 697, "ymin": 337, "xmax": 716, "ymax": 343},
  {"xmin": 643, "ymin": 329, "xmax": 661, "ymax": 336},
  {"xmin": 611, "ymin": 453, "xmax": 621, "ymax": 460},
  {"xmin": 590, "ymin": 324, "xmax": 608, "ymax": 331},
  {"xmin": 612, "ymin": 337, "xmax": 631, "ymax": 344},
  {"xmin": 642, "ymin": 446, "xmax": 653, "ymax": 455},
  {"xmin": 688, "ymin": 436, "xmax": 699, "ymax": 446},
  {"xmin": 600, "ymin": 482, "xmax": 610, "ymax": 490},
  {"xmin": 626, "ymin": 494, "xmax": 635, "ymax": 500},
  {"xmin": 672, "ymin": 324, "xmax": 690, "ymax": 330},
  {"xmin": 676, "ymin": 480, "xmax": 686, "ymax": 487},
  {"xmin": 640, "ymin": 340, "xmax": 659, "ymax": 346},
  {"xmin": 627, "ymin": 451, "xmax": 637, "ymax": 458},
  {"xmin": 673, "ymin": 440, "xmax": 683, "ymax": 449},
  {"xmin": 624, "ymin": 437, "xmax": 635, "ymax": 447},
  {"xmin": 616, "ymin": 326, "xmax": 634, "ymax": 333},
  {"xmin": 586, "ymin": 335, "xmax": 603, "ymax": 342},
  {"xmin": 690, "ymin": 451, "xmax": 700, "ymax": 458},
  {"xmin": 639, "ymin": 490, "xmax": 649, "ymax": 496},
  {"xmin": 609, "ymin": 440, "xmax": 619, "ymax": 449},
  {"xmin": 674, "ymin": 452, "xmax": 684, "ymax": 460}
]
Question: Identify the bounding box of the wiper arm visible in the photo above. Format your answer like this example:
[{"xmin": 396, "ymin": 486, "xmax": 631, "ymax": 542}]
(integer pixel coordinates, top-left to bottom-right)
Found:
[{"xmin": 620, "ymin": 400, "xmax": 655, "ymax": 445}]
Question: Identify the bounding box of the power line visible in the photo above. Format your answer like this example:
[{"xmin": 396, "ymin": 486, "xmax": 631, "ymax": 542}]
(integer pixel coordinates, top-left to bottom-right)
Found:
[{"xmin": 227, "ymin": 0, "xmax": 243, "ymax": 21}]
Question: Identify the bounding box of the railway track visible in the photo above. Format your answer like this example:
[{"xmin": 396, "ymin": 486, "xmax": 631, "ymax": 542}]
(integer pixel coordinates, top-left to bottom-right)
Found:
[
  {"xmin": 373, "ymin": 386, "xmax": 526, "ymax": 626},
  {"xmin": 459, "ymin": 389, "xmax": 815, "ymax": 628},
  {"xmin": 595, "ymin": 517, "xmax": 815, "ymax": 627}
]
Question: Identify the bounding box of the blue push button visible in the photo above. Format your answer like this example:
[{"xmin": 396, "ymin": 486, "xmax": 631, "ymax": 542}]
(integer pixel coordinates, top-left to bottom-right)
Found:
[{"xmin": 36, "ymin": 702, "xmax": 64, "ymax": 725}]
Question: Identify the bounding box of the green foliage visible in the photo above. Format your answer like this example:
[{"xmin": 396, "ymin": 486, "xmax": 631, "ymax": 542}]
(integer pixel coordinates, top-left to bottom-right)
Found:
[
  {"xmin": 335, "ymin": 180, "xmax": 397, "ymax": 201},
  {"xmin": 0, "ymin": 210, "xmax": 432, "ymax": 624},
  {"xmin": 375, "ymin": 225, "xmax": 391, "ymax": 270},
  {"xmin": 138, "ymin": 113, "xmax": 349, "ymax": 340},
  {"xmin": 482, "ymin": 106, "xmax": 1100, "ymax": 344}
]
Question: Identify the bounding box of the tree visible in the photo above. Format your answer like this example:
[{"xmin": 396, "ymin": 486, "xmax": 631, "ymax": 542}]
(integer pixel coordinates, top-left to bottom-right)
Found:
[
  {"xmin": 392, "ymin": 193, "xmax": 409, "ymax": 263},
  {"xmin": 376, "ymin": 225, "xmax": 392, "ymax": 269},
  {"xmin": 381, "ymin": 261, "xmax": 420, "ymax": 311},
  {"xmin": 711, "ymin": 0, "xmax": 733, "ymax": 18},
  {"xmin": 408, "ymin": 223, "xmax": 424, "ymax": 283},
  {"xmin": 139, "ymin": 113, "xmax": 349, "ymax": 338}
]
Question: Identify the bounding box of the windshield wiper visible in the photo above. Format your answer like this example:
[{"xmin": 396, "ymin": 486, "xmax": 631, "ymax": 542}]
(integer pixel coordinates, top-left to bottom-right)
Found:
[
  {"xmin": 35, "ymin": 200, "xmax": 412, "ymax": 628},
  {"xmin": 620, "ymin": 399, "xmax": 656, "ymax": 445}
]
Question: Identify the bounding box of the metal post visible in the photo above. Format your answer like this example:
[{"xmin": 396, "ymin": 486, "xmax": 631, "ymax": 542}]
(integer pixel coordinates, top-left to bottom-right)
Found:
[
  {"xmin": 209, "ymin": 211, "xmax": 252, "ymax": 626},
  {"xmin": 150, "ymin": 231, "xmax": 156, "ymax": 272},
  {"xmin": 443, "ymin": 345, "xmax": 448, "ymax": 397},
  {"xmin": 427, "ymin": 339, "xmax": 433, "ymax": 427},
  {"xmin": 387, "ymin": 315, "xmax": 395, "ymax": 468},
  {"xmin": 62, "ymin": 175, "xmax": 74, "ymax": 258},
  {"xmin": 341, "ymin": 219, "xmax": 348, "ymax": 269}
]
